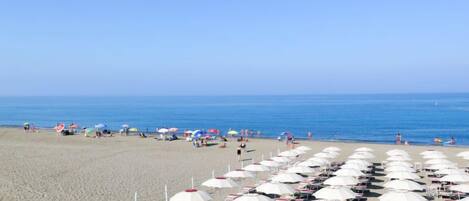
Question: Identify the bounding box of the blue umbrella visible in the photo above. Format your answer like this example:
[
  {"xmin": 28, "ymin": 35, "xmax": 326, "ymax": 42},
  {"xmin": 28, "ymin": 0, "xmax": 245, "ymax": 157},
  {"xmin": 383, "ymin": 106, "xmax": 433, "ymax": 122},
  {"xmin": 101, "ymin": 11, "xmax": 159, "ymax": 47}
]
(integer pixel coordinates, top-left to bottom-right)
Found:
[
  {"xmin": 95, "ymin": 124, "xmax": 107, "ymax": 129},
  {"xmin": 192, "ymin": 130, "xmax": 207, "ymax": 139}
]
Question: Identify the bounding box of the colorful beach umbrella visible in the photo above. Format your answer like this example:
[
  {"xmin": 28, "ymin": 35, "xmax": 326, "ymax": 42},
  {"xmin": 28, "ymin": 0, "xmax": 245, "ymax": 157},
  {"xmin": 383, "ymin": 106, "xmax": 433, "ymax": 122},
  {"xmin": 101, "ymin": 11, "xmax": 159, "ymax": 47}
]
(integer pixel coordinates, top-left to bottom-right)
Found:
[
  {"xmin": 95, "ymin": 123, "xmax": 106, "ymax": 129},
  {"xmin": 227, "ymin": 130, "xmax": 238, "ymax": 135}
]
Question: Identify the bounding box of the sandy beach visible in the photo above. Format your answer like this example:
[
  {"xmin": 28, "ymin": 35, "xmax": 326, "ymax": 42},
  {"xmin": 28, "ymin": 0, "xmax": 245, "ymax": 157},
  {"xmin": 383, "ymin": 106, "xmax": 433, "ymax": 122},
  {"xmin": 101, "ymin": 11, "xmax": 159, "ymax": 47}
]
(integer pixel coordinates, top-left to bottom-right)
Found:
[{"xmin": 0, "ymin": 128, "xmax": 467, "ymax": 201}]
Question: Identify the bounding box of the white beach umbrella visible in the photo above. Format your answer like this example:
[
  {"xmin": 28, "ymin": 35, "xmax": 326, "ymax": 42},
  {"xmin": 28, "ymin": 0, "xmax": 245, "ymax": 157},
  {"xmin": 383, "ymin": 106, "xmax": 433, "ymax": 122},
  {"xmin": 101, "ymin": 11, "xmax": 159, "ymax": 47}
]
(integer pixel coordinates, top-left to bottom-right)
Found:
[
  {"xmin": 278, "ymin": 150, "xmax": 298, "ymax": 157},
  {"xmin": 243, "ymin": 163, "xmax": 270, "ymax": 172},
  {"xmin": 202, "ymin": 177, "xmax": 238, "ymax": 188},
  {"xmin": 314, "ymin": 152, "xmax": 337, "ymax": 159},
  {"xmin": 323, "ymin": 146, "xmax": 341, "ymax": 152},
  {"xmin": 170, "ymin": 189, "xmax": 212, "ymax": 201},
  {"xmin": 355, "ymin": 147, "xmax": 374, "ymax": 152},
  {"xmin": 271, "ymin": 173, "xmax": 305, "ymax": 183},
  {"xmin": 333, "ymin": 168, "xmax": 365, "ymax": 177},
  {"xmin": 423, "ymin": 153, "xmax": 447, "ymax": 159},
  {"xmin": 158, "ymin": 128, "xmax": 170, "ymax": 133},
  {"xmin": 295, "ymin": 146, "xmax": 312, "ymax": 151},
  {"xmin": 233, "ymin": 194, "xmax": 273, "ymax": 201},
  {"xmin": 463, "ymin": 155, "xmax": 469, "ymax": 160},
  {"xmin": 341, "ymin": 163, "xmax": 368, "ymax": 171},
  {"xmin": 420, "ymin": 150, "xmax": 442, "ymax": 155},
  {"xmin": 287, "ymin": 166, "xmax": 315, "ymax": 174},
  {"xmin": 324, "ymin": 176, "xmax": 359, "ymax": 186},
  {"xmin": 457, "ymin": 151, "xmax": 469, "ymax": 158},
  {"xmin": 313, "ymin": 186, "xmax": 357, "ymax": 200},
  {"xmin": 349, "ymin": 152, "xmax": 375, "ymax": 159},
  {"xmin": 260, "ymin": 160, "xmax": 281, "ymax": 168},
  {"xmin": 450, "ymin": 184, "xmax": 469, "ymax": 193},
  {"xmin": 385, "ymin": 171, "xmax": 420, "ymax": 180},
  {"xmin": 386, "ymin": 161, "xmax": 414, "ymax": 168},
  {"xmin": 346, "ymin": 159, "xmax": 372, "ymax": 167},
  {"xmin": 428, "ymin": 163, "xmax": 457, "ymax": 170},
  {"xmin": 425, "ymin": 159, "xmax": 454, "ymax": 165},
  {"xmin": 435, "ymin": 168, "xmax": 466, "ymax": 175},
  {"xmin": 439, "ymin": 173, "xmax": 469, "ymax": 183},
  {"xmin": 378, "ymin": 191, "xmax": 427, "ymax": 201},
  {"xmin": 291, "ymin": 149, "xmax": 306, "ymax": 155},
  {"xmin": 387, "ymin": 155, "xmax": 412, "ymax": 161},
  {"xmin": 386, "ymin": 149, "xmax": 409, "ymax": 156},
  {"xmin": 383, "ymin": 180, "xmax": 424, "ymax": 191},
  {"xmin": 224, "ymin": 169, "xmax": 255, "ymax": 178},
  {"xmin": 255, "ymin": 182, "xmax": 295, "ymax": 195},
  {"xmin": 297, "ymin": 160, "xmax": 323, "ymax": 167},
  {"xmin": 385, "ymin": 166, "xmax": 416, "ymax": 173},
  {"xmin": 271, "ymin": 156, "xmax": 291, "ymax": 164},
  {"xmin": 307, "ymin": 157, "xmax": 331, "ymax": 165}
]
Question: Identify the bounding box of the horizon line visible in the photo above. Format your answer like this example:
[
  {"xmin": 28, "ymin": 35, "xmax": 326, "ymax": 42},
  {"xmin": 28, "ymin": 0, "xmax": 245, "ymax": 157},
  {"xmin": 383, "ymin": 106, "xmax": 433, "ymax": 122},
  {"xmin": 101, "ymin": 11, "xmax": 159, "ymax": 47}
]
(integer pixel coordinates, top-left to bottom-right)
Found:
[{"xmin": 1, "ymin": 91, "xmax": 469, "ymax": 97}]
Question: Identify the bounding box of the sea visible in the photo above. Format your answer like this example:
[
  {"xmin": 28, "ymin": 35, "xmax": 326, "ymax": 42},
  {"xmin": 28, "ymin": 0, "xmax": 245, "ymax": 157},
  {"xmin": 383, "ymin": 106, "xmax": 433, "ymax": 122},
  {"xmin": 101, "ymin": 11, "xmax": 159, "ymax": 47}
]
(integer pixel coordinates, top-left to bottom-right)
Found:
[{"xmin": 1, "ymin": 94, "xmax": 469, "ymax": 145}]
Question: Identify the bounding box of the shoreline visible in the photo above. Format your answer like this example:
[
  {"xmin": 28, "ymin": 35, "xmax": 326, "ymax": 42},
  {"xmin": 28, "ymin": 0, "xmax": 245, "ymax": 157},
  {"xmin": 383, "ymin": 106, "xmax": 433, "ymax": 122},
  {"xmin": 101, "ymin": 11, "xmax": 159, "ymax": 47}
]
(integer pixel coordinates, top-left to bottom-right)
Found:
[{"xmin": 2, "ymin": 124, "xmax": 466, "ymax": 148}]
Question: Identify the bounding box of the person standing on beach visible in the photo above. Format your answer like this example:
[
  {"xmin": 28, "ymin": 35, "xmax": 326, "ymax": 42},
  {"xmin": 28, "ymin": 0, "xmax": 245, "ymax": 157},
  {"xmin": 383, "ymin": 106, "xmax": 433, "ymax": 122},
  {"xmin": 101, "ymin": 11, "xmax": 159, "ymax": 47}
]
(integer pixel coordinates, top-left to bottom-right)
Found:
[
  {"xmin": 307, "ymin": 132, "xmax": 312, "ymax": 140},
  {"xmin": 395, "ymin": 132, "xmax": 402, "ymax": 144},
  {"xmin": 237, "ymin": 146, "xmax": 242, "ymax": 161}
]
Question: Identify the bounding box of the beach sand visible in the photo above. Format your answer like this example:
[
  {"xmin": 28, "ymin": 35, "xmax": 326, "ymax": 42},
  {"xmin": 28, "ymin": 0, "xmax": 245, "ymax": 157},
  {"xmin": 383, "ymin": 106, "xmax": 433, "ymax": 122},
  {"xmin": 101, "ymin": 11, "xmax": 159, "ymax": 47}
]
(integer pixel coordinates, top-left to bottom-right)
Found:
[{"xmin": 0, "ymin": 128, "xmax": 467, "ymax": 201}]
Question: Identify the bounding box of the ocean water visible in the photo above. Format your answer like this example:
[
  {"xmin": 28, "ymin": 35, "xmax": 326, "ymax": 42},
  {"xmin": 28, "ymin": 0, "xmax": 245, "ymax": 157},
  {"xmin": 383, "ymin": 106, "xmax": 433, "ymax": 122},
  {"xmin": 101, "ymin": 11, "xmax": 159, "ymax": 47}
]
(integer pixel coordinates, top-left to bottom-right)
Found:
[{"xmin": 1, "ymin": 94, "xmax": 469, "ymax": 145}]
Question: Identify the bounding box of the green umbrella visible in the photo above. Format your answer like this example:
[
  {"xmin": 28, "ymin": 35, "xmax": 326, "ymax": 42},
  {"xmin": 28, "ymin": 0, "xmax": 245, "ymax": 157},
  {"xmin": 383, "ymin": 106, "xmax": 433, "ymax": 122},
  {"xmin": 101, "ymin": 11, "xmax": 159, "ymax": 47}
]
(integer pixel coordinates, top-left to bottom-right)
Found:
[
  {"xmin": 129, "ymin": 128, "xmax": 138, "ymax": 132},
  {"xmin": 85, "ymin": 128, "xmax": 95, "ymax": 134},
  {"xmin": 227, "ymin": 130, "xmax": 239, "ymax": 135}
]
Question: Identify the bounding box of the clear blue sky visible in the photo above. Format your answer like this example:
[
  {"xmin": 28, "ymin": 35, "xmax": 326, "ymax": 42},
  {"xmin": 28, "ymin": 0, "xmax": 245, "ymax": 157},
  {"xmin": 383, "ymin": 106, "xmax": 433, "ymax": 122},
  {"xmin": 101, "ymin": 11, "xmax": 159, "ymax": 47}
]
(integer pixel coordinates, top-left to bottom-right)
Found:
[{"xmin": 1, "ymin": 0, "xmax": 468, "ymax": 96}]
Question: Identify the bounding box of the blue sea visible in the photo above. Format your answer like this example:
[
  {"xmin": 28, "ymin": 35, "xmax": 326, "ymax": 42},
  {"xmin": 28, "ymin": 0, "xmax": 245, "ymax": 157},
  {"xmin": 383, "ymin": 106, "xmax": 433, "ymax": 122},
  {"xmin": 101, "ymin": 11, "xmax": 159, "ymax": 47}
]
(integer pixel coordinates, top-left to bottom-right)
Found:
[{"xmin": 1, "ymin": 94, "xmax": 469, "ymax": 145}]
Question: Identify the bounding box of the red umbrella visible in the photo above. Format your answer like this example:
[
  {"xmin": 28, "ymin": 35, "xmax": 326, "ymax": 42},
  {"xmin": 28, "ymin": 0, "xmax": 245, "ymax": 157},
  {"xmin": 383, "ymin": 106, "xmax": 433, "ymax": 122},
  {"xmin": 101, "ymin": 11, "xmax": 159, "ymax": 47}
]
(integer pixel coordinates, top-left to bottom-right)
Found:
[{"xmin": 208, "ymin": 129, "xmax": 220, "ymax": 135}]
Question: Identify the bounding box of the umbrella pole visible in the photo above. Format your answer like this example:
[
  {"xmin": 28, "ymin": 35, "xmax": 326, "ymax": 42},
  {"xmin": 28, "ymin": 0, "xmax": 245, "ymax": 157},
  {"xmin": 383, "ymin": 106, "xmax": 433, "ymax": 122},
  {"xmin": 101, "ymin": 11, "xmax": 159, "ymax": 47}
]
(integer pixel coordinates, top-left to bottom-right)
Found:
[
  {"xmin": 212, "ymin": 170, "xmax": 215, "ymax": 178},
  {"xmin": 228, "ymin": 164, "xmax": 231, "ymax": 172},
  {"xmin": 164, "ymin": 185, "xmax": 168, "ymax": 201},
  {"xmin": 134, "ymin": 192, "xmax": 137, "ymax": 201},
  {"xmin": 191, "ymin": 177, "xmax": 194, "ymax": 189}
]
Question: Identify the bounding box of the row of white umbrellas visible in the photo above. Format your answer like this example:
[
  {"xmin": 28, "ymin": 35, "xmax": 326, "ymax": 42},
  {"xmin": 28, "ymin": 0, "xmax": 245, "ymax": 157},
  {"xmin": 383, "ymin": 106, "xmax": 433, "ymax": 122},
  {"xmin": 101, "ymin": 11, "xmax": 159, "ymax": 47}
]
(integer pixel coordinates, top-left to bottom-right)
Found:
[
  {"xmin": 380, "ymin": 149, "xmax": 427, "ymax": 201},
  {"xmin": 171, "ymin": 145, "xmax": 314, "ymax": 201}
]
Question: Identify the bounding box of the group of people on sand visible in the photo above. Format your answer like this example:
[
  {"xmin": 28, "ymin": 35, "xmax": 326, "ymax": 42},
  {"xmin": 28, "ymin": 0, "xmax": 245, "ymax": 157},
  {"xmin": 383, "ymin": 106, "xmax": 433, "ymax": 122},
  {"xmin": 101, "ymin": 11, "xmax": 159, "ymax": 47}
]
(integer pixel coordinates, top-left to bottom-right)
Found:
[
  {"xmin": 23, "ymin": 122, "xmax": 39, "ymax": 133},
  {"xmin": 396, "ymin": 132, "xmax": 457, "ymax": 146}
]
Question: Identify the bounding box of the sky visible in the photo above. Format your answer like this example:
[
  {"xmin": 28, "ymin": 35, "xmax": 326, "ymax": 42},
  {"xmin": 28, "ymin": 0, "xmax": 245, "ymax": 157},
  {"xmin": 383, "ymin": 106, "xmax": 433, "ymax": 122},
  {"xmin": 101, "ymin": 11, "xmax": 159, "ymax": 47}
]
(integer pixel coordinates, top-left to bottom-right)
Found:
[{"xmin": 0, "ymin": 0, "xmax": 468, "ymax": 96}]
